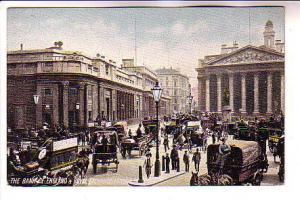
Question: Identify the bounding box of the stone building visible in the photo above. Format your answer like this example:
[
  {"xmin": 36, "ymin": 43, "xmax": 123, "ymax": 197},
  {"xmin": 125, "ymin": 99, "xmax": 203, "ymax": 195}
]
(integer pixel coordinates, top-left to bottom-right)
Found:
[
  {"xmin": 155, "ymin": 67, "xmax": 191, "ymax": 114},
  {"xmin": 196, "ymin": 21, "xmax": 284, "ymax": 116},
  {"xmin": 7, "ymin": 43, "xmax": 171, "ymax": 130},
  {"xmin": 122, "ymin": 59, "xmax": 171, "ymax": 118}
]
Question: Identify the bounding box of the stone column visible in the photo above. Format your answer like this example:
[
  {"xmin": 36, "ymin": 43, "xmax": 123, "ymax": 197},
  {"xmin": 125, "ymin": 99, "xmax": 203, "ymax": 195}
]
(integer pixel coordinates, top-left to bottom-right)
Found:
[
  {"xmin": 217, "ymin": 75, "xmax": 222, "ymax": 113},
  {"xmin": 253, "ymin": 73, "xmax": 260, "ymax": 114},
  {"xmin": 62, "ymin": 81, "xmax": 69, "ymax": 128},
  {"xmin": 240, "ymin": 74, "xmax": 247, "ymax": 114},
  {"xmin": 36, "ymin": 84, "xmax": 43, "ymax": 129},
  {"xmin": 78, "ymin": 82, "xmax": 85, "ymax": 127},
  {"xmin": 267, "ymin": 73, "xmax": 273, "ymax": 114},
  {"xmin": 228, "ymin": 73, "xmax": 234, "ymax": 111},
  {"xmin": 205, "ymin": 76, "xmax": 210, "ymax": 112},
  {"xmin": 198, "ymin": 77, "xmax": 203, "ymax": 112},
  {"xmin": 280, "ymin": 72, "xmax": 285, "ymax": 114}
]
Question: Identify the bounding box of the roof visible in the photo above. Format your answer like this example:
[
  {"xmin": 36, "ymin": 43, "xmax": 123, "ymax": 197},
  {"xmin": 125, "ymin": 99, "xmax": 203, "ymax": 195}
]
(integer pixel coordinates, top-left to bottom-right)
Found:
[
  {"xmin": 205, "ymin": 44, "xmax": 284, "ymax": 66},
  {"xmin": 155, "ymin": 68, "xmax": 188, "ymax": 78}
]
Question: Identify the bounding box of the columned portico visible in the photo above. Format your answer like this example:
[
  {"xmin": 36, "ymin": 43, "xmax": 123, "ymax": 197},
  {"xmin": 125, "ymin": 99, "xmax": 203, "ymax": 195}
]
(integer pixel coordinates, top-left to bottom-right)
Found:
[
  {"xmin": 280, "ymin": 72, "xmax": 285, "ymax": 113},
  {"xmin": 240, "ymin": 73, "xmax": 247, "ymax": 114},
  {"xmin": 205, "ymin": 76, "xmax": 210, "ymax": 112},
  {"xmin": 253, "ymin": 73, "xmax": 260, "ymax": 114},
  {"xmin": 62, "ymin": 81, "xmax": 69, "ymax": 128},
  {"xmin": 267, "ymin": 72, "xmax": 273, "ymax": 114},
  {"xmin": 228, "ymin": 74, "xmax": 234, "ymax": 111}
]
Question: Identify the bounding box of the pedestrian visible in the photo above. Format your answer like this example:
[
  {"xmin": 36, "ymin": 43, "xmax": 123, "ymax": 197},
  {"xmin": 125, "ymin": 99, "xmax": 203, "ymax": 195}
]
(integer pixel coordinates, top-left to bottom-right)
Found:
[
  {"xmin": 212, "ymin": 132, "xmax": 216, "ymax": 144},
  {"xmin": 183, "ymin": 150, "xmax": 190, "ymax": 172},
  {"xmin": 136, "ymin": 124, "xmax": 142, "ymax": 138},
  {"xmin": 128, "ymin": 129, "xmax": 133, "ymax": 139},
  {"xmin": 163, "ymin": 135, "xmax": 169, "ymax": 152},
  {"xmin": 170, "ymin": 145, "xmax": 179, "ymax": 170},
  {"xmin": 192, "ymin": 148, "xmax": 201, "ymax": 172},
  {"xmin": 216, "ymin": 137, "xmax": 231, "ymax": 175},
  {"xmin": 143, "ymin": 152, "xmax": 152, "ymax": 178},
  {"xmin": 165, "ymin": 153, "xmax": 170, "ymax": 173}
]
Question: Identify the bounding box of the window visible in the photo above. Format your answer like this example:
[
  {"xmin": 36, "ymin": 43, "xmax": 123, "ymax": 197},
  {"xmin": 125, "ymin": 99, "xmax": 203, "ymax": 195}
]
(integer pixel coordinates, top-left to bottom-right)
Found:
[
  {"xmin": 69, "ymin": 88, "xmax": 77, "ymax": 96},
  {"xmin": 105, "ymin": 64, "xmax": 109, "ymax": 75},
  {"xmin": 44, "ymin": 88, "xmax": 52, "ymax": 96},
  {"xmin": 45, "ymin": 62, "xmax": 53, "ymax": 67},
  {"xmin": 88, "ymin": 111, "xmax": 93, "ymax": 121},
  {"xmin": 174, "ymin": 79, "xmax": 177, "ymax": 87},
  {"xmin": 174, "ymin": 89, "xmax": 177, "ymax": 96},
  {"xmin": 88, "ymin": 90, "xmax": 92, "ymax": 98}
]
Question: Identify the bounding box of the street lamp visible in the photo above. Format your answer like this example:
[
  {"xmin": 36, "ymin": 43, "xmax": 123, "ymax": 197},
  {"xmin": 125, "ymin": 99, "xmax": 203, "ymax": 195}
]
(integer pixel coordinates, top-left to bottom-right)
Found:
[
  {"xmin": 33, "ymin": 94, "xmax": 40, "ymax": 130},
  {"xmin": 187, "ymin": 93, "xmax": 193, "ymax": 114},
  {"xmin": 151, "ymin": 81, "xmax": 162, "ymax": 177}
]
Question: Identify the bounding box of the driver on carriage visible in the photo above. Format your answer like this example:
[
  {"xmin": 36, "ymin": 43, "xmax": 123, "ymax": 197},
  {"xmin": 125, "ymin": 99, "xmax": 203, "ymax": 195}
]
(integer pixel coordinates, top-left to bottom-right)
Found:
[{"xmin": 216, "ymin": 137, "xmax": 231, "ymax": 175}]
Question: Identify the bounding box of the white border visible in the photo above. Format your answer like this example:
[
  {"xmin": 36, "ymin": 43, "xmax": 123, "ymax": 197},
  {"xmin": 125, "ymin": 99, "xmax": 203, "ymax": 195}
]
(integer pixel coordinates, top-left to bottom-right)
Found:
[{"xmin": 1, "ymin": 1, "xmax": 300, "ymax": 200}]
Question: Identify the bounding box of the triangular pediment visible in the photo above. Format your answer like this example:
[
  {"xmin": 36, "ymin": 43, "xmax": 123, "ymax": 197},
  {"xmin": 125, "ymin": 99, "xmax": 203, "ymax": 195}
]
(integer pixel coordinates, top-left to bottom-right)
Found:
[{"xmin": 207, "ymin": 45, "xmax": 284, "ymax": 66}]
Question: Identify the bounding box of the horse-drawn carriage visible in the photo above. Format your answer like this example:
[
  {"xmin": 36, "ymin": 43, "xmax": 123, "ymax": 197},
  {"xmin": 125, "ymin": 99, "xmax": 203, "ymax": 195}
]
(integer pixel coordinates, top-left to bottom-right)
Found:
[
  {"xmin": 111, "ymin": 121, "xmax": 128, "ymax": 140},
  {"xmin": 142, "ymin": 119, "xmax": 159, "ymax": 134},
  {"xmin": 268, "ymin": 128, "xmax": 283, "ymax": 153},
  {"xmin": 165, "ymin": 120, "xmax": 180, "ymax": 135},
  {"xmin": 92, "ymin": 130, "xmax": 119, "ymax": 174},
  {"xmin": 120, "ymin": 134, "xmax": 154, "ymax": 158},
  {"xmin": 234, "ymin": 122, "xmax": 256, "ymax": 141},
  {"xmin": 8, "ymin": 137, "xmax": 86, "ymax": 186},
  {"xmin": 191, "ymin": 140, "xmax": 268, "ymax": 186}
]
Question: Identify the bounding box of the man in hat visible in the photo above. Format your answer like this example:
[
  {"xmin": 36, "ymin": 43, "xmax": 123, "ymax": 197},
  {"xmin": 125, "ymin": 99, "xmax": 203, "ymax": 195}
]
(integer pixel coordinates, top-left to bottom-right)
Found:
[
  {"xmin": 217, "ymin": 137, "xmax": 231, "ymax": 174},
  {"xmin": 183, "ymin": 150, "xmax": 190, "ymax": 172},
  {"xmin": 143, "ymin": 152, "xmax": 152, "ymax": 178},
  {"xmin": 170, "ymin": 145, "xmax": 179, "ymax": 170},
  {"xmin": 192, "ymin": 148, "xmax": 201, "ymax": 172},
  {"xmin": 163, "ymin": 135, "xmax": 169, "ymax": 152},
  {"xmin": 165, "ymin": 153, "xmax": 170, "ymax": 173}
]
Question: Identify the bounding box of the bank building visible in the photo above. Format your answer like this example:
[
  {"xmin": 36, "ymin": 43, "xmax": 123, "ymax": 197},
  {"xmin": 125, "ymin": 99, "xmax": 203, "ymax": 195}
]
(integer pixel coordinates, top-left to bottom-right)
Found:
[{"xmin": 196, "ymin": 20, "xmax": 284, "ymax": 116}]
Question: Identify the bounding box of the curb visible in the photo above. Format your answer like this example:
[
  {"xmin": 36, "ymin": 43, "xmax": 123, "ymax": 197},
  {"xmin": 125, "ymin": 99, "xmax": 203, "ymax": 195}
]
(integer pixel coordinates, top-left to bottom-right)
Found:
[{"xmin": 128, "ymin": 172, "xmax": 186, "ymax": 186}]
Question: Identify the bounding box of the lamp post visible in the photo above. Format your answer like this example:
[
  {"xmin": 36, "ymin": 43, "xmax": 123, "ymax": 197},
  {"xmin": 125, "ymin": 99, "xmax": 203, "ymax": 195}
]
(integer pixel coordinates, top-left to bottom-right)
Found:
[
  {"xmin": 187, "ymin": 93, "xmax": 193, "ymax": 114},
  {"xmin": 151, "ymin": 81, "xmax": 162, "ymax": 177},
  {"xmin": 76, "ymin": 103, "xmax": 80, "ymax": 125},
  {"xmin": 33, "ymin": 94, "xmax": 40, "ymax": 130}
]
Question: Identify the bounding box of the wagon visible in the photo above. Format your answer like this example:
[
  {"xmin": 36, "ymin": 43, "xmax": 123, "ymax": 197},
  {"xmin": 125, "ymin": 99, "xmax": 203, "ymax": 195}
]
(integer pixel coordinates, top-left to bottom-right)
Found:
[
  {"xmin": 206, "ymin": 140, "xmax": 269, "ymax": 185},
  {"xmin": 92, "ymin": 131, "xmax": 119, "ymax": 174},
  {"xmin": 120, "ymin": 135, "xmax": 153, "ymax": 158},
  {"xmin": 268, "ymin": 128, "xmax": 283, "ymax": 153},
  {"xmin": 142, "ymin": 119, "xmax": 159, "ymax": 135}
]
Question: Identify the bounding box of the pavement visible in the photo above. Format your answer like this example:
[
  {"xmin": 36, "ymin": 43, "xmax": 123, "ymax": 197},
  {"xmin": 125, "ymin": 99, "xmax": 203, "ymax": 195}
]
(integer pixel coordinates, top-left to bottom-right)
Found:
[
  {"xmin": 76, "ymin": 122, "xmax": 283, "ymax": 186},
  {"xmin": 128, "ymin": 171, "xmax": 186, "ymax": 186}
]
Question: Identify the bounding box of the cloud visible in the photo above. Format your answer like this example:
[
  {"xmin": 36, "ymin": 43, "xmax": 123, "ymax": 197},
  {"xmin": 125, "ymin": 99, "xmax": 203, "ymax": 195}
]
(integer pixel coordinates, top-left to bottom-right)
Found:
[
  {"xmin": 171, "ymin": 20, "xmax": 208, "ymax": 36},
  {"xmin": 145, "ymin": 26, "xmax": 165, "ymax": 34},
  {"xmin": 171, "ymin": 21, "xmax": 185, "ymax": 35}
]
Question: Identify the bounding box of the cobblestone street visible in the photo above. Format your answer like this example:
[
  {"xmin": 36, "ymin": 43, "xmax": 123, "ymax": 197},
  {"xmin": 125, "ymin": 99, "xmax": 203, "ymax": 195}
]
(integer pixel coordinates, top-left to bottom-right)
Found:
[{"xmin": 78, "ymin": 123, "xmax": 282, "ymax": 186}]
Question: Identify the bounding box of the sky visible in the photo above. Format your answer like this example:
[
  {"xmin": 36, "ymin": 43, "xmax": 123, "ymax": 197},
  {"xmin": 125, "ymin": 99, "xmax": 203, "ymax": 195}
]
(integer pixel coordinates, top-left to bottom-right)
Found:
[{"xmin": 7, "ymin": 7, "xmax": 284, "ymax": 90}]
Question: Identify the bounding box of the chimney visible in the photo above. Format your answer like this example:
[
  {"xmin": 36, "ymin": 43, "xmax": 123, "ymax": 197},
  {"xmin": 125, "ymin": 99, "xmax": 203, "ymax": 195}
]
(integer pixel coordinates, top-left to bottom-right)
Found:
[
  {"xmin": 122, "ymin": 59, "xmax": 134, "ymax": 68},
  {"xmin": 275, "ymin": 40, "xmax": 284, "ymax": 53},
  {"xmin": 20, "ymin": 43, "xmax": 23, "ymax": 51}
]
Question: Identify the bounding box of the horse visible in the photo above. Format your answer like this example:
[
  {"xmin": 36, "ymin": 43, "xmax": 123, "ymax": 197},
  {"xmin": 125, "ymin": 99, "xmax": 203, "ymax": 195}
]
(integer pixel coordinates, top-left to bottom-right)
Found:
[
  {"xmin": 76, "ymin": 150, "xmax": 90, "ymax": 178},
  {"xmin": 190, "ymin": 172, "xmax": 211, "ymax": 186}
]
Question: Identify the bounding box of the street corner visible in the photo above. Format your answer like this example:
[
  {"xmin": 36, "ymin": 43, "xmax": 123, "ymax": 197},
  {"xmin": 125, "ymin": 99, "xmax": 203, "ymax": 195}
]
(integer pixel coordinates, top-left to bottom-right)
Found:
[{"xmin": 128, "ymin": 171, "xmax": 186, "ymax": 186}]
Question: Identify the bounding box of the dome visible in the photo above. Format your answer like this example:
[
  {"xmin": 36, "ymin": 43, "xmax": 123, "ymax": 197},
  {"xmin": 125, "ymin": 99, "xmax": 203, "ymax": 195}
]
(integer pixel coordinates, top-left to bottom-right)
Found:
[{"xmin": 266, "ymin": 20, "xmax": 273, "ymax": 27}]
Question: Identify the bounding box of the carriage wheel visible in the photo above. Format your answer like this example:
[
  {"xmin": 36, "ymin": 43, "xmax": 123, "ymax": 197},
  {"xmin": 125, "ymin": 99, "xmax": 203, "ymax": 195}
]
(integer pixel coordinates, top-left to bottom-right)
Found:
[
  {"xmin": 252, "ymin": 171, "xmax": 263, "ymax": 186},
  {"xmin": 279, "ymin": 172, "xmax": 284, "ymax": 182},
  {"xmin": 121, "ymin": 148, "xmax": 126, "ymax": 158},
  {"xmin": 93, "ymin": 162, "xmax": 97, "ymax": 174},
  {"xmin": 114, "ymin": 159, "xmax": 119, "ymax": 173}
]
